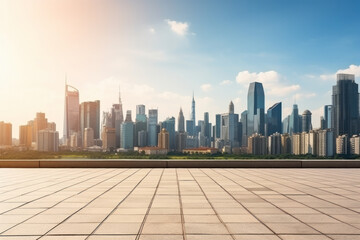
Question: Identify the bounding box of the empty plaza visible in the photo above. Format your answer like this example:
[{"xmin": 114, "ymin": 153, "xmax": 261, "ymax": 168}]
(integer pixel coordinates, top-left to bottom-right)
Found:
[{"xmin": 0, "ymin": 168, "xmax": 360, "ymax": 240}]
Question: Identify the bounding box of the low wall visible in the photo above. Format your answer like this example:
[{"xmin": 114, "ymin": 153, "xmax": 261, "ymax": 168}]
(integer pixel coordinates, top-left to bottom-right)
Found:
[{"xmin": 1, "ymin": 159, "xmax": 360, "ymax": 168}]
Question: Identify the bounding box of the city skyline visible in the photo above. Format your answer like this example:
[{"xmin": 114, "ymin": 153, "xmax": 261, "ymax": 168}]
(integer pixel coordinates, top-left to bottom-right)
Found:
[{"xmin": 2, "ymin": 0, "xmax": 360, "ymax": 137}]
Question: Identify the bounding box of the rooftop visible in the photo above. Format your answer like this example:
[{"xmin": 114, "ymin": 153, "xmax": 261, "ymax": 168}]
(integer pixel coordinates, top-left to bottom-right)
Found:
[{"xmin": 0, "ymin": 168, "xmax": 360, "ymax": 239}]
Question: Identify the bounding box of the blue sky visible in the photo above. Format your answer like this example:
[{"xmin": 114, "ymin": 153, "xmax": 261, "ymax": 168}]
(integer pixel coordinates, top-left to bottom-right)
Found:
[{"xmin": 1, "ymin": 0, "xmax": 360, "ymax": 136}]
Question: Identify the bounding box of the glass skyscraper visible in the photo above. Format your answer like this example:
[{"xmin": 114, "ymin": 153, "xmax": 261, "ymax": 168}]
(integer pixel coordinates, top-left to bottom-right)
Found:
[
  {"xmin": 332, "ymin": 73, "xmax": 359, "ymax": 137},
  {"xmin": 63, "ymin": 82, "xmax": 80, "ymax": 144},
  {"xmin": 247, "ymin": 82, "xmax": 265, "ymax": 136},
  {"xmin": 147, "ymin": 109, "xmax": 158, "ymax": 146},
  {"xmin": 266, "ymin": 102, "xmax": 282, "ymax": 136},
  {"xmin": 324, "ymin": 105, "xmax": 332, "ymax": 129}
]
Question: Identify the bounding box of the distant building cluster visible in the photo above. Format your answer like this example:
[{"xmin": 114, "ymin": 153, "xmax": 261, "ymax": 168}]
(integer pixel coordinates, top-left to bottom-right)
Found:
[{"xmin": 1, "ymin": 73, "xmax": 360, "ymax": 157}]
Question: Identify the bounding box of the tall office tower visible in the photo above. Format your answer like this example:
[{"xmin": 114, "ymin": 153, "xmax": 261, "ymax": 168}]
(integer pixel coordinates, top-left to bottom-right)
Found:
[
  {"xmin": 83, "ymin": 128, "xmax": 94, "ymax": 148},
  {"xmin": 158, "ymin": 128, "xmax": 170, "ymax": 150},
  {"xmin": 63, "ymin": 83, "xmax": 80, "ymax": 145},
  {"xmin": 19, "ymin": 125, "xmax": 32, "ymax": 148},
  {"xmin": 247, "ymin": 133, "xmax": 266, "ymax": 155},
  {"xmin": 240, "ymin": 111, "xmax": 248, "ymax": 146},
  {"xmin": 281, "ymin": 133, "xmax": 292, "ymax": 154},
  {"xmin": 161, "ymin": 117, "xmax": 175, "ymax": 151},
  {"xmin": 247, "ymin": 82, "xmax": 265, "ymax": 136},
  {"xmin": 324, "ymin": 105, "xmax": 333, "ymax": 129},
  {"xmin": 229, "ymin": 101, "xmax": 234, "ymax": 114},
  {"xmin": 289, "ymin": 104, "xmax": 299, "ymax": 135},
  {"xmin": 220, "ymin": 101, "xmax": 240, "ymax": 148},
  {"xmin": 37, "ymin": 130, "xmax": 59, "ymax": 152},
  {"xmin": 177, "ymin": 108, "xmax": 185, "ymax": 132},
  {"xmin": 175, "ymin": 132, "xmax": 187, "ymax": 152},
  {"xmin": 80, "ymin": 100, "xmax": 100, "ymax": 143},
  {"xmin": 268, "ymin": 132, "xmax": 281, "ymax": 155},
  {"xmin": 34, "ymin": 112, "xmax": 48, "ymax": 146},
  {"xmin": 215, "ymin": 114, "xmax": 221, "ymax": 139},
  {"xmin": 147, "ymin": 109, "xmax": 158, "ymax": 146},
  {"xmin": 200, "ymin": 112, "xmax": 211, "ymax": 147},
  {"xmin": 136, "ymin": 105, "xmax": 146, "ymax": 119},
  {"xmin": 302, "ymin": 110, "xmax": 312, "ymax": 133},
  {"xmin": 186, "ymin": 120, "xmax": 194, "ymax": 136},
  {"xmin": 266, "ymin": 102, "xmax": 282, "ymax": 136},
  {"xmin": 317, "ymin": 129, "xmax": 334, "ymax": 157},
  {"xmin": 191, "ymin": 92, "xmax": 196, "ymax": 136},
  {"xmin": 332, "ymin": 73, "xmax": 359, "ymax": 137},
  {"xmin": 134, "ymin": 105, "xmax": 147, "ymax": 147},
  {"xmin": 0, "ymin": 122, "xmax": 12, "ymax": 146},
  {"xmin": 320, "ymin": 116, "xmax": 326, "ymax": 129},
  {"xmin": 111, "ymin": 89, "xmax": 124, "ymax": 148},
  {"xmin": 336, "ymin": 135, "xmax": 349, "ymax": 155},
  {"xmin": 120, "ymin": 110, "xmax": 134, "ymax": 150},
  {"xmin": 292, "ymin": 133, "xmax": 301, "ymax": 155},
  {"xmin": 137, "ymin": 130, "xmax": 147, "ymax": 147},
  {"xmin": 102, "ymin": 127, "xmax": 116, "ymax": 151},
  {"xmin": 282, "ymin": 115, "xmax": 290, "ymax": 134}
]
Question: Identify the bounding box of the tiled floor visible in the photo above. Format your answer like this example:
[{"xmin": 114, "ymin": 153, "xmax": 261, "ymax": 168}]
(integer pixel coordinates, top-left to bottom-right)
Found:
[{"xmin": 0, "ymin": 168, "xmax": 360, "ymax": 240}]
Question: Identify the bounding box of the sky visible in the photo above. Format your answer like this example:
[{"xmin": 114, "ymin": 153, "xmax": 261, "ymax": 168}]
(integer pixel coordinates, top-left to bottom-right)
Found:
[{"xmin": 1, "ymin": 0, "xmax": 360, "ymax": 137}]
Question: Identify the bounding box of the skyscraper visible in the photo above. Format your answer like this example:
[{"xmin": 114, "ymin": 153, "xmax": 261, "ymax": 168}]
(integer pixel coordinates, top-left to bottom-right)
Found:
[
  {"xmin": 161, "ymin": 117, "xmax": 176, "ymax": 151},
  {"xmin": 324, "ymin": 105, "xmax": 333, "ymax": 129},
  {"xmin": 19, "ymin": 125, "xmax": 32, "ymax": 148},
  {"xmin": 302, "ymin": 110, "xmax": 312, "ymax": 133},
  {"xmin": 266, "ymin": 102, "xmax": 282, "ymax": 136},
  {"xmin": 0, "ymin": 122, "xmax": 12, "ymax": 146},
  {"xmin": 247, "ymin": 82, "xmax": 265, "ymax": 136},
  {"xmin": 135, "ymin": 104, "xmax": 147, "ymax": 147},
  {"xmin": 289, "ymin": 104, "xmax": 299, "ymax": 135},
  {"xmin": 199, "ymin": 112, "xmax": 211, "ymax": 147},
  {"xmin": 220, "ymin": 101, "xmax": 240, "ymax": 148},
  {"xmin": 37, "ymin": 130, "xmax": 59, "ymax": 152},
  {"xmin": 111, "ymin": 88, "xmax": 124, "ymax": 148},
  {"xmin": 147, "ymin": 109, "xmax": 158, "ymax": 146},
  {"xmin": 177, "ymin": 108, "xmax": 185, "ymax": 132},
  {"xmin": 332, "ymin": 73, "xmax": 359, "ymax": 137},
  {"xmin": 240, "ymin": 110, "xmax": 248, "ymax": 146},
  {"xmin": 158, "ymin": 128, "xmax": 169, "ymax": 150},
  {"xmin": 229, "ymin": 101, "xmax": 234, "ymax": 114},
  {"xmin": 191, "ymin": 92, "xmax": 196, "ymax": 136},
  {"xmin": 63, "ymin": 82, "xmax": 80, "ymax": 145},
  {"xmin": 120, "ymin": 110, "xmax": 134, "ymax": 150},
  {"xmin": 80, "ymin": 100, "xmax": 100, "ymax": 141}
]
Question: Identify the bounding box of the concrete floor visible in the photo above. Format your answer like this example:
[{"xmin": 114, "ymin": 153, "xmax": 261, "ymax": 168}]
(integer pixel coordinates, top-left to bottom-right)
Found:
[{"xmin": 0, "ymin": 168, "xmax": 360, "ymax": 240}]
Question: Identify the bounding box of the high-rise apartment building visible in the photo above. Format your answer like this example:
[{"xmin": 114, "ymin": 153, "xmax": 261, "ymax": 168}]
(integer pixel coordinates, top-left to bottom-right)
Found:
[
  {"xmin": 220, "ymin": 102, "xmax": 240, "ymax": 148},
  {"xmin": 37, "ymin": 130, "xmax": 59, "ymax": 152},
  {"xmin": 268, "ymin": 132, "xmax": 281, "ymax": 155},
  {"xmin": 83, "ymin": 128, "xmax": 94, "ymax": 148},
  {"xmin": 19, "ymin": 125, "xmax": 32, "ymax": 148},
  {"xmin": 336, "ymin": 134, "xmax": 348, "ymax": 155},
  {"xmin": 248, "ymin": 133, "xmax": 266, "ymax": 155},
  {"xmin": 0, "ymin": 122, "xmax": 12, "ymax": 146}
]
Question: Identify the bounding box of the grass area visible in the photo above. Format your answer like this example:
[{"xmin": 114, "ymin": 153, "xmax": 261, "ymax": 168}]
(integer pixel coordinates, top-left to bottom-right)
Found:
[{"xmin": 1, "ymin": 149, "xmax": 359, "ymax": 160}]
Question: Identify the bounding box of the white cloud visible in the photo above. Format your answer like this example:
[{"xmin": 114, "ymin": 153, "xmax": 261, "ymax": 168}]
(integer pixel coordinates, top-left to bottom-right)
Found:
[
  {"xmin": 149, "ymin": 27, "xmax": 155, "ymax": 34},
  {"xmin": 235, "ymin": 70, "xmax": 300, "ymax": 97},
  {"xmin": 319, "ymin": 64, "xmax": 360, "ymax": 81},
  {"xmin": 165, "ymin": 19, "xmax": 189, "ymax": 36},
  {"xmin": 201, "ymin": 83, "xmax": 212, "ymax": 92},
  {"xmin": 220, "ymin": 80, "xmax": 232, "ymax": 85}
]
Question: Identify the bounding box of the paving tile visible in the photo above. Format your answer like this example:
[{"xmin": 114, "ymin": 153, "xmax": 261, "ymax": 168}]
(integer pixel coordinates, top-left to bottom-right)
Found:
[
  {"xmin": 226, "ymin": 223, "xmax": 272, "ymax": 234},
  {"xmin": 1, "ymin": 168, "xmax": 360, "ymax": 239},
  {"xmin": 142, "ymin": 223, "xmax": 183, "ymax": 234}
]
